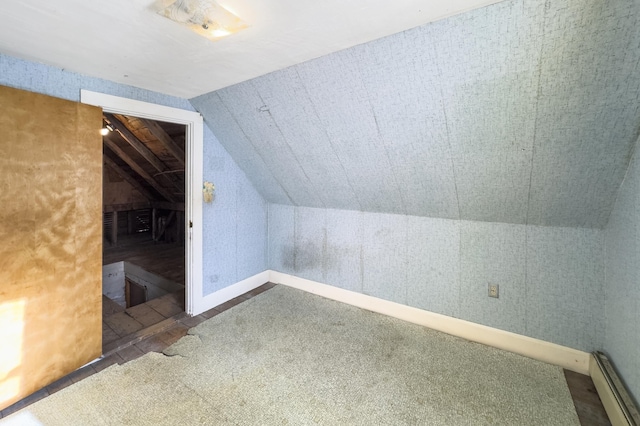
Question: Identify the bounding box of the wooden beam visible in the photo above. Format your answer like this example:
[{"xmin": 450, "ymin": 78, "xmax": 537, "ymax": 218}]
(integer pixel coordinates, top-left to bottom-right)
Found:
[
  {"xmin": 151, "ymin": 201, "xmax": 185, "ymax": 211},
  {"xmin": 105, "ymin": 114, "xmax": 184, "ymax": 194},
  {"xmin": 155, "ymin": 211, "xmax": 176, "ymax": 242},
  {"xmin": 177, "ymin": 210, "xmax": 184, "ymax": 245},
  {"xmin": 104, "ymin": 156, "xmax": 157, "ymax": 201},
  {"xmin": 104, "ymin": 137, "xmax": 177, "ymax": 202},
  {"xmin": 140, "ymin": 118, "xmax": 185, "ymax": 167},
  {"xmin": 127, "ymin": 210, "xmax": 135, "ymax": 235},
  {"xmin": 103, "ymin": 201, "xmax": 152, "ymax": 213},
  {"xmin": 111, "ymin": 210, "xmax": 118, "ymax": 246},
  {"xmin": 151, "ymin": 208, "xmax": 157, "ymax": 241}
]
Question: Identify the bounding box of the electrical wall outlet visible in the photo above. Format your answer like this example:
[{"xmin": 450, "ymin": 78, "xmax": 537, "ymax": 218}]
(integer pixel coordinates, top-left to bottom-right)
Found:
[{"xmin": 488, "ymin": 284, "xmax": 499, "ymax": 298}]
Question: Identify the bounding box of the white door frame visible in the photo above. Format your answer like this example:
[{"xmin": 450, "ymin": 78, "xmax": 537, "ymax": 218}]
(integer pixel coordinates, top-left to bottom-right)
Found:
[{"xmin": 81, "ymin": 90, "xmax": 203, "ymax": 316}]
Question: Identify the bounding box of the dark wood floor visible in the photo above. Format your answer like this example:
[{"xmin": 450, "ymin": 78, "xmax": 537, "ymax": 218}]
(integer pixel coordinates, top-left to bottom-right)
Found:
[
  {"xmin": 565, "ymin": 370, "xmax": 612, "ymax": 425},
  {"xmin": 103, "ymin": 233, "xmax": 185, "ymax": 285}
]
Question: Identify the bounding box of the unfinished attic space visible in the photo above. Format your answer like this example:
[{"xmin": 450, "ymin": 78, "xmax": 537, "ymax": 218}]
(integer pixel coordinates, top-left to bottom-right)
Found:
[{"xmin": 101, "ymin": 113, "xmax": 187, "ymax": 352}]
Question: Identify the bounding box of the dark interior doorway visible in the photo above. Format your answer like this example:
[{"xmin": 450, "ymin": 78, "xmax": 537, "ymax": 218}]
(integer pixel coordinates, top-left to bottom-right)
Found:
[{"xmin": 100, "ymin": 114, "xmax": 187, "ymax": 353}]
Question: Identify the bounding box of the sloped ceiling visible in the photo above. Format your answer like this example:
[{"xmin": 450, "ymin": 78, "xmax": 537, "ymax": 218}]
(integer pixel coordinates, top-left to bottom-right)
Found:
[
  {"xmin": 191, "ymin": 0, "xmax": 640, "ymax": 228},
  {"xmin": 0, "ymin": 0, "xmax": 504, "ymax": 98}
]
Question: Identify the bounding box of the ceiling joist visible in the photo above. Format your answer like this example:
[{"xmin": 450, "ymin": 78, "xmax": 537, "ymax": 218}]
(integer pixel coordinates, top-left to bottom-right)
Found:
[
  {"xmin": 103, "ymin": 155, "xmax": 157, "ymax": 201},
  {"xmin": 104, "ymin": 136, "xmax": 177, "ymax": 202},
  {"xmin": 105, "ymin": 113, "xmax": 184, "ymax": 195},
  {"xmin": 141, "ymin": 118, "xmax": 186, "ymax": 167}
]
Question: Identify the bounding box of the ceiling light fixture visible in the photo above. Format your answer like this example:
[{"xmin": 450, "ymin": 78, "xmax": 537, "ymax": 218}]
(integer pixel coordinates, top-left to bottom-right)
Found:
[{"xmin": 156, "ymin": 0, "xmax": 247, "ymax": 41}]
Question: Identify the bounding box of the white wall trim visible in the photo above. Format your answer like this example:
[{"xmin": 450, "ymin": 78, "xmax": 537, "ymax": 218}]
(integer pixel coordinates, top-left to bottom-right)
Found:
[
  {"xmin": 194, "ymin": 271, "xmax": 271, "ymax": 314},
  {"xmin": 80, "ymin": 90, "xmax": 204, "ymax": 316},
  {"xmin": 269, "ymin": 271, "xmax": 591, "ymax": 374}
]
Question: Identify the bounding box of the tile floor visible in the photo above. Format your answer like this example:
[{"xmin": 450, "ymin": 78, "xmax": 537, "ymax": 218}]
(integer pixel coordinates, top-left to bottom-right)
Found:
[{"xmin": 102, "ymin": 290, "xmax": 185, "ymax": 350}]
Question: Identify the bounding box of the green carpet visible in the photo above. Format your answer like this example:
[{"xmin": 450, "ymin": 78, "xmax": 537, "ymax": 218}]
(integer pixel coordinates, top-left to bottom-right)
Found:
[{"xmin": 2, "ymin": 285, "xmax": 580, "ymax": 425}]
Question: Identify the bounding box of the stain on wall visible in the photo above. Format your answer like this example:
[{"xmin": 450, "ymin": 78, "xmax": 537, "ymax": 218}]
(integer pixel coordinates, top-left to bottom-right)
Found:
[{"xmin": 268, "ymin": 204, "xmax": 604, "ymax": 353}]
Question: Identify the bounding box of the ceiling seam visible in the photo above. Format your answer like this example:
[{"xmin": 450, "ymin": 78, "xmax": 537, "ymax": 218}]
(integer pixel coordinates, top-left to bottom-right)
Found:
[
  {"xmin": 214, "ymin": 92, "xmax": 296, "ymax": 205},
  {"xmin": 409, "ymin": 30, "xmax": 449, "ymax": 217},
  {"xmin": 353, "ymin": 51, "xmax": 409, "ymax": 215},
  {"xmin": 602, "ymin": 131, "xmax": 640, "ymax": 230},
  {"xmin": 525, "ymin": 0, "xmax": 551, "ymax": 227},
  {"xmin": 251, "ymin": 83, "xmax": 327, "ymax": 209},
  {"xmin": 433, "ymin": 44, "xmax": 462, "ymax": 221},
  {"xmin": 293, "ymin": 67, "xmax": 364, "ymax": 211}
]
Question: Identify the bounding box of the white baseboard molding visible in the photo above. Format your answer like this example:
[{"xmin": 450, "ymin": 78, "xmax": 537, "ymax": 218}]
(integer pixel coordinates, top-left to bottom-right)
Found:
[
  {"xmin": 270, "ymin": 271, "xmax": 590, "ymax": 375},
  {"xmin": 192, "ymin": 271, "xmax": 270, "ymax": 315},
  {"xmin": 590, "ymin": 353, "xmax": 639, "ymax": 426}
]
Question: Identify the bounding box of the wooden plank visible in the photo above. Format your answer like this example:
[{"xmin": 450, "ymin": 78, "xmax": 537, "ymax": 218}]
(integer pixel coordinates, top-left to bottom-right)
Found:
[
  {"xmin": 127, "ymin": 211, "xmax": 135, "ymax": 235},
  {"xmin": 103, "ymin": 201, "xmax": 152, "ymax": 213},
  {"xmin": 103, "ymin": 137, "xmax": 177, "ymax": 202},
  {"xmin": 151, "ymin": 201, "xmax": 185, "ymax": 211},
  {"xmin": 103, "ymin": 156, "xmax": 157, "ymax": 201},
  {"xmin": 155, "ymin": 211, "xmax": 176, "ymax": 242},
  {"xmin": 140, "ymin": 118, "xmax": 186, "ymax": 167},
  {"xmin": 152, "ymin": 208, "xmax": 157, "ymax": 240},
  {"xmin": 106, "ymin": 114, "xmax": 184, "ymax": 194},
  {"xmin": 177, "ymin": 210, "xmax": 184, "ymax": 244},
  {"xmin": 111, "ymin": 210, "xmax": 118, "ymax": 246}
]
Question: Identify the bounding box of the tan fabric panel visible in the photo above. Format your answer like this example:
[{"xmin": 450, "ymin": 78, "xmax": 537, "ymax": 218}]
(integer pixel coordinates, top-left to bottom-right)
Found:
[{"xmin": 0, "ymin": 85, "xmax": 103, "ymax": 410}]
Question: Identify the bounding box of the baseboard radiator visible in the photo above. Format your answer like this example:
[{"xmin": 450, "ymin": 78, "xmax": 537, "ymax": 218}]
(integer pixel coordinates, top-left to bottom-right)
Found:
[{"xmin": 590, "ymin": 352, "xmax": 640, "ymax": 426}]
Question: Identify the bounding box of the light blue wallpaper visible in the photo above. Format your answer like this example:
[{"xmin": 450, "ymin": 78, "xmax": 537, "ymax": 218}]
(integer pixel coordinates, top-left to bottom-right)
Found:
[
  {"xmin": 604, "ymin": 135, "xmax": 640, "ymax": 403},
  {"xmin": 193, "ymin": 0, "xmax": 640, "ymax": 228},
  {"xmin": 268, "ymin": 204, "xmax": 604, "ymax": 352},
  {"xmin": 0, "ymin": 52, "xmax": 268, "ymax": 297},
  {"xmin": 0, "ymin": 53, "xmax": 193, "ymax": 110}
]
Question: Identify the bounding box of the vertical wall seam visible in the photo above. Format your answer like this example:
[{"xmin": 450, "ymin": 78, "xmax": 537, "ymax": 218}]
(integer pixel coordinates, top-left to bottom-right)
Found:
[
  {"xmin": 266, "ymin": 203, "xmax": 271, "ymax": 270},
  {"xmin": 457, "ymin": 220, "xmax": 463, "ymax": 319},
  {"xmin": 524, "ymin": 225, "xmax": 529, "ymax": 337},
  {"xmin": 293, "ymin": 206, "xmax": 297, "ymax": 274},
  {"xmin": 525, "ymin": 0, "xmax": 551, "ymax": 226}
]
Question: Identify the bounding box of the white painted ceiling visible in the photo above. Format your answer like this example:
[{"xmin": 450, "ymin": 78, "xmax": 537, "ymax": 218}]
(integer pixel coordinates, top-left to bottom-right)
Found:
[{"xmin": 0, "ymin": 0, "xmax": 503, "ymax": 99}]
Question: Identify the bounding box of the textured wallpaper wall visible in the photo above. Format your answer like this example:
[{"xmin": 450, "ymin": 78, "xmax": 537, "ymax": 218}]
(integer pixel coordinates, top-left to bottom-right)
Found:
[
  {"xmin": 0, "ymin": 53, "xmax": 268, "ymax": 297},
  {"xmin": 268, "ymin": 204, "xmax": 604, "ymax": 352},
  {"xmin": 605, "ymin": 135, "xmax": 640, "ymax": 403},
  {"xmin": 192, "ymin": 0, "xmax": 640, "ymax": 229}
]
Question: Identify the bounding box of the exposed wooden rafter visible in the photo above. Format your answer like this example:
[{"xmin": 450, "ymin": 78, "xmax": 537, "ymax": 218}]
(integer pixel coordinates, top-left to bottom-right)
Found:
[
  {"xmin": 140, "ymin": 118, "xmax": 186, "ymax": 167},
  {"xmin": 103, "ymin": 155, "xmax": 157, "ymax": 201},
  {"xmin": 151, "ymin": 201, "xmax": 185, "ymax": 211},
  {"xmin": 154, "ymin": 210, "xmax": 176, "ymax": 242},
  {"xmin": 105, "ymin": 113, "xmax": 184, "ymax": 194},
  {"xmin": 104, "ymin": 135, "xmax": 177, "ymax": 202}
]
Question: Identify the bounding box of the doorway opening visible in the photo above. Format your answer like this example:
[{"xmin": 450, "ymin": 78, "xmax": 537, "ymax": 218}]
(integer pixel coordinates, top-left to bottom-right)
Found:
[
  {"xmin": 81, "ymin": 89, "xmax": 205, "ymax": 355},
  {"xmin": 101, "ymin": 114, "xmax": 187, "ymax": 352}
]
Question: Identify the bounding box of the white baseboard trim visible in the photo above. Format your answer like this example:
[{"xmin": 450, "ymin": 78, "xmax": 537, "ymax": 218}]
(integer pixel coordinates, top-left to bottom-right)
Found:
[
  {"xmin": 192, "ymin": 271, "xmax": 270, "ymax": 315},
  {"xmin": 270, "ymin": 270, "xmax": 590, "ymax": 375},
  {"xmin": 590, "ymin": 353, "xmax": 638, "ymax": 426}
]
